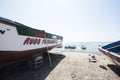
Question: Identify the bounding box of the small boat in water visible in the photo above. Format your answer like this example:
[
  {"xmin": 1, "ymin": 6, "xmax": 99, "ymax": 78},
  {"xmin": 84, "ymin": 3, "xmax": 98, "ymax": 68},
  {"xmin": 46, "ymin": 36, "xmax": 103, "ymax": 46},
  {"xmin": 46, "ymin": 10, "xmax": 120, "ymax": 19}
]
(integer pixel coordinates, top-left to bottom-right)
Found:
[
  {"xmin": 57, "ymin": 45, "xmax": 63, "ymax": 48},
  {"xmin": 65, "ymin": 45, "xmax": 76, "ymax": 49},
  {"xmin": 0, "ymin": 17, "xmax": 63, "ymax": 64},
  {"xmin": 98, "ymin": 41, "xmax": 120, "ymax": 67},
  {"xmin": 81, "ymin": 45, "xmax": 86, "ymax": 50}
]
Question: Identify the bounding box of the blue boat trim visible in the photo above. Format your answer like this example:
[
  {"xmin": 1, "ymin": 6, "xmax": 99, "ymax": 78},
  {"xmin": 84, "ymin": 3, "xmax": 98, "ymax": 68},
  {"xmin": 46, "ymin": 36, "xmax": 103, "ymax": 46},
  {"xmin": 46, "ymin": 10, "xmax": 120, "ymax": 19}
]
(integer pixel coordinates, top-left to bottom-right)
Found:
[{"xmin": 98, "ymin": 41, "xmax": 120, "ymax": 67}]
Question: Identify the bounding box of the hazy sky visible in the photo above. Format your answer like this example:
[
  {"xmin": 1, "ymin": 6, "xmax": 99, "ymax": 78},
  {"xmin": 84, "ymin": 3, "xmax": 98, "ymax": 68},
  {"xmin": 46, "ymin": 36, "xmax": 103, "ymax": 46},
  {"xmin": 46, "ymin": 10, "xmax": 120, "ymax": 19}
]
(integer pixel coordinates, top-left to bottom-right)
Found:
[{"xmin": 1, "ymin": 0, "xmax": 120, "ymax": 42}]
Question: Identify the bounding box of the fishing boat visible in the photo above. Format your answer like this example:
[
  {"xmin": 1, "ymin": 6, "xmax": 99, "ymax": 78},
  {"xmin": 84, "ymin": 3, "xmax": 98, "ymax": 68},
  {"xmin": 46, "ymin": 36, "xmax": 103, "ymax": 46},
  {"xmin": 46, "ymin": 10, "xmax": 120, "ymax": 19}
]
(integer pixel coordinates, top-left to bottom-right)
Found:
[
  {"xmin": 65, "ymin": 45, "xmax": 76, "ymax": 49},
  {"xmin": 98, "ymin": 41, "xmax": 120, "ymax": 67},
  {"xmin": 57, "ymin": 45, "xmax": 63, "ymax": 48},
  {"xmin": 81, "ymin": 45, "xmax": 86, "ymax": 50},
  {"xmin": 0, "ymin": 17, "xmax": 63, "ymax": 64}
]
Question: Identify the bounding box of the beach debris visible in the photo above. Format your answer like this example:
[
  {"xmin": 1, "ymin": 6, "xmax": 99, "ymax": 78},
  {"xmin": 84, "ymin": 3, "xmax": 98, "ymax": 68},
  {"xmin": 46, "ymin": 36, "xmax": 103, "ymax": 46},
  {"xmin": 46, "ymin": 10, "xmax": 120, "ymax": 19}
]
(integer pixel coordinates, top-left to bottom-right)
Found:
[
  {"xmin": 88, "ymin": 54, "xmax": 91, "ymax": 56},
  {"xmin": 71, "ymin": 71, "xmax": 77, "ymax": 80},
  {"xmin": 99, "ymin": 65, "xmax": 107, "ymax": 70},
  {"xmin": 89, "ymin": 55, "xmax": 97, "ymax": 63}
]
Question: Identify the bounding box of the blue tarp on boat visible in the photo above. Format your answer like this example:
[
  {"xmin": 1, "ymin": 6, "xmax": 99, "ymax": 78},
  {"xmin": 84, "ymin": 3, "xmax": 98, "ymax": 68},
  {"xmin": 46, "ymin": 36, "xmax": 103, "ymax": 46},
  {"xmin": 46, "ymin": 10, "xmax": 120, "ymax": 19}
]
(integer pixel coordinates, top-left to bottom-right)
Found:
[{"xmin": 102, "ymin": 41, "xmax": 120, "ymax": 54}]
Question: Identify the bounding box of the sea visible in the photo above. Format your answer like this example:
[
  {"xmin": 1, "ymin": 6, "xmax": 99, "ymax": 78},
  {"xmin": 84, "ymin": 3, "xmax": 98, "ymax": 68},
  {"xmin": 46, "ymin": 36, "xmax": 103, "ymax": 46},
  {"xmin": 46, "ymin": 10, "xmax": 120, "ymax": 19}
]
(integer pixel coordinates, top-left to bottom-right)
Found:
[{"xmin": 53, "ymin": 42, "xmax": 111, "ymax": 53}]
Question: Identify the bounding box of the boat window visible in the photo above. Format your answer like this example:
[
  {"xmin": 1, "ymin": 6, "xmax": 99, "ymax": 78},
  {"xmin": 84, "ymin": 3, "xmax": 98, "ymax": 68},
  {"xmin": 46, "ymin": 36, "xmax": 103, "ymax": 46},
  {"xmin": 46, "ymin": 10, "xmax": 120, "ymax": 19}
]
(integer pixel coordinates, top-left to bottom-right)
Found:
[{"xmin": 52, "ymin": 36, "xmax": 57, "ymax": 39}]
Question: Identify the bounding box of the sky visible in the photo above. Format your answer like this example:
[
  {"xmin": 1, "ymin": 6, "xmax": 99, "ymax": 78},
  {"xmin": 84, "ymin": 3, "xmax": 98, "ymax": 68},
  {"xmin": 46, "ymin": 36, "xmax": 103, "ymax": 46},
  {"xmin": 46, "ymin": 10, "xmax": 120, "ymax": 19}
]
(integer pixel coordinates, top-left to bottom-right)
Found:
[{"xmin": 0, "ymin": 0, "xmax": 120, "ymax": 42}]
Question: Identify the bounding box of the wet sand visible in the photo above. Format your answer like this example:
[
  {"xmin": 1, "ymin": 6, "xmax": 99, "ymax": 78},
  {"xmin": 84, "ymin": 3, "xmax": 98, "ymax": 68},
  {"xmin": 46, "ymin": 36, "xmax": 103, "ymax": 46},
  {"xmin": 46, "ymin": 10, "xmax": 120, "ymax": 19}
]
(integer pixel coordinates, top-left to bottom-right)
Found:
[{"xmin": 0, "ymin": 50, "xmax": 120, "ymax": 80}]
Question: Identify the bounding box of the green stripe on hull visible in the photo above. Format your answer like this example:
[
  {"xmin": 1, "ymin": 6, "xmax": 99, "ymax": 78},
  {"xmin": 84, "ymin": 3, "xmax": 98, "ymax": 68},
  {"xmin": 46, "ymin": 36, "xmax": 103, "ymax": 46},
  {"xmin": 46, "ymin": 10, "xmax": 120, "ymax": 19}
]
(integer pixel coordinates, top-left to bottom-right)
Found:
[
  {"xmin": 0, "ymin": 17, "xmax": 63, "ymax": 40},
  {"xmin": 15, "ymin": 22, "xmax": 45, "ymax": 38},
  {"xmin": 46, "ymin": 32, "xmax": 63, "ymax": 40}
]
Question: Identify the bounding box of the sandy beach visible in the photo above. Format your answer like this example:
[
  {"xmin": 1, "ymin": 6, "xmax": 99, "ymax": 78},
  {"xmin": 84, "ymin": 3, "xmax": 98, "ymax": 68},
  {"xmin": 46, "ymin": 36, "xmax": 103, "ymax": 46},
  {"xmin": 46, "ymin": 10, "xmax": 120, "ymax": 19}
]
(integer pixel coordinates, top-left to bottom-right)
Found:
[
  {"xmin": 45, "ymin": 50, "xmax": 120, "ymax": 80},
  {"xmin": 0, "ymin": 50, "xmax": 120, "ymax": 80}
]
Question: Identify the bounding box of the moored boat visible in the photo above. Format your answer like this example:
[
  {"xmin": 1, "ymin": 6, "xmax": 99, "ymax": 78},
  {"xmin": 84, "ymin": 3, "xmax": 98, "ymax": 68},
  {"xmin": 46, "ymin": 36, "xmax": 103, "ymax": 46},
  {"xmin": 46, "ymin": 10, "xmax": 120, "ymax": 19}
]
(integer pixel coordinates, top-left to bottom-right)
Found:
[
  {"xmin": 98, "ymin": 41, "xmax": 120, "ymax": 67},
  {"xmin": 57, "ymin": 45, "xmax": 63, "ymax": 48},
  {"xmin": 0, "ymin": 17, "xmax": 63, "ymax": 64},
  {"xmin": 65, "ymin": 45, "xmax": 76, "ymax": 49},
  {"xmin": 81, "ymin": 45, "xmax": 86, "ymax": 50}
]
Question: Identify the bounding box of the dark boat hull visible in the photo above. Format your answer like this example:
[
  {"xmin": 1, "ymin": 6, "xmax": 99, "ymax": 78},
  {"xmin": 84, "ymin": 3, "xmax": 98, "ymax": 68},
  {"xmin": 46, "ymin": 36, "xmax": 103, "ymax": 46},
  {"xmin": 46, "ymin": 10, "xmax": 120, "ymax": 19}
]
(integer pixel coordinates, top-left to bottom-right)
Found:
[{"xmin": 0, "ymin": 45, "xmax": 59, "ymax": 64}]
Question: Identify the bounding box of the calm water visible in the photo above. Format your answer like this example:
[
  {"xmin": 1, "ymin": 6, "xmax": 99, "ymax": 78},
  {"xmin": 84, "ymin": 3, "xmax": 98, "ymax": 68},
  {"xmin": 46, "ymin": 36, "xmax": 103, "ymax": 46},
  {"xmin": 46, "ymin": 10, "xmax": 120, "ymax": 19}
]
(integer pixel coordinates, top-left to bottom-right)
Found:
[{"xmin": 53, "ymin": 42, "xmax": 111, "ymax": 53}]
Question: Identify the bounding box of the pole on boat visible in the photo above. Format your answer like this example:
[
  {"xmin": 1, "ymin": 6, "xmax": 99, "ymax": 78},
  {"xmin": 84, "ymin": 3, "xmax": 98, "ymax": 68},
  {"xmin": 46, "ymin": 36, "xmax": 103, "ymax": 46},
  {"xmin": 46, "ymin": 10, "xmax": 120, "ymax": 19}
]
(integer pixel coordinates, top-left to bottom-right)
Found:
[
  {"xmin": 47, "ymin": 46, "xmax": 52, "ymax": 67},
  {"xmin": 44, "ymin": 31, "xmax": 52, "ymax": 67}
]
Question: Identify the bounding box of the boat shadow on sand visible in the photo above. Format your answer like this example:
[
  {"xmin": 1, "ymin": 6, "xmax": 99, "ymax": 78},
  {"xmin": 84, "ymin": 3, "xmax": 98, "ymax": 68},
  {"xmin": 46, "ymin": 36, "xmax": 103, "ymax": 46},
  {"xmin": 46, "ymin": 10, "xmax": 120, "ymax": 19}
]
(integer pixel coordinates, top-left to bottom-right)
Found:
[
  {"xmin": 107, "ymin": 64, "xmax": 120, "ymax": 77},
  {"xmin": 0, "ymin": 52, "xmax": 65, "ymax": 80}
]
